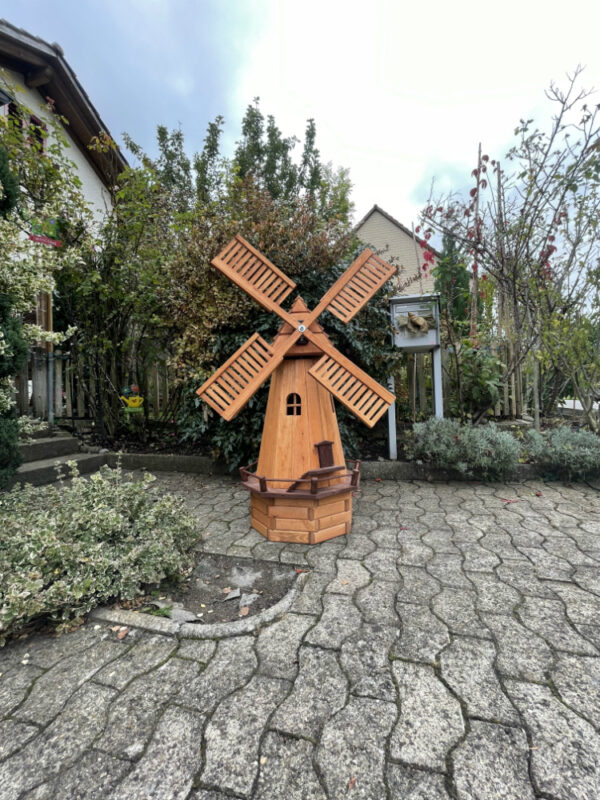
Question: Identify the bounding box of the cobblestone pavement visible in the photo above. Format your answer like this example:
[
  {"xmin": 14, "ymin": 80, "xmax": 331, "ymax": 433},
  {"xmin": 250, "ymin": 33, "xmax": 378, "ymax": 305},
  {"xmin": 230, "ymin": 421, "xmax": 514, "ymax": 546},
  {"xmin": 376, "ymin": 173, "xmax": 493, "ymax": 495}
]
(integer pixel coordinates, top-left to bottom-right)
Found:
[{"xmin": 2, "ymin": 474, "xmax": 600, "ymax": 799}]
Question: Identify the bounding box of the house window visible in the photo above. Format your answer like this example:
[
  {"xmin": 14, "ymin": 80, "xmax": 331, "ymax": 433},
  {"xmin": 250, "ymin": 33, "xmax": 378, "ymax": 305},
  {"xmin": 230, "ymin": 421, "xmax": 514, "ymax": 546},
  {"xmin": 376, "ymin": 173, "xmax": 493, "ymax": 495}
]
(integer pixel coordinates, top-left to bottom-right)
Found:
[{"xmin": 286, "ymin": 393, "xmax": 301, "ymax": 416}]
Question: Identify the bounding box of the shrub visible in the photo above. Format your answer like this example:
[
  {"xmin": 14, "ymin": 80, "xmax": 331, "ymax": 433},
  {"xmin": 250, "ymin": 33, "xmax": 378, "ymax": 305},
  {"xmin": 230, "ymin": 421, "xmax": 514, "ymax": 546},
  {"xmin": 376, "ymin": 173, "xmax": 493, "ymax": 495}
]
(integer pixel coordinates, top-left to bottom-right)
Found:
[
  {"xmin": 0, "ymin": 415, "xmax": 20, "ymax": 490},
  {"xmin": 409, "ymin": 418, "xmax": 520, "ymax": 480},
  {"xmin": 526, "ymin": 427, "xmax": 600, "ymax": 480},
  {"xmin": 0, "ymin": 462, "xmax": 198, "ymax": 645}
]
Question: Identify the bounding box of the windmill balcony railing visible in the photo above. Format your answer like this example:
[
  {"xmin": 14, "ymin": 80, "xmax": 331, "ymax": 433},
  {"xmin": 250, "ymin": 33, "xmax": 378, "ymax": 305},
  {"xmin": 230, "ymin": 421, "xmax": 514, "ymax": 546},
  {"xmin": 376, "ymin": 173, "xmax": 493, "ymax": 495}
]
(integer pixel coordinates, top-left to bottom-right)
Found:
[{"xmin": 239, "ymin": 459, "xmax": 361, "ymax": 499}]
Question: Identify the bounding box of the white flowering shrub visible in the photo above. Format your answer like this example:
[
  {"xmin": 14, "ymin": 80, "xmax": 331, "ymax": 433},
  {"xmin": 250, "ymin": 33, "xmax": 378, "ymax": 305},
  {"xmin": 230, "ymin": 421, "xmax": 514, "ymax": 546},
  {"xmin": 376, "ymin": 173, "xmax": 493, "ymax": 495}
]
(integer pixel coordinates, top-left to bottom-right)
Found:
[{"xmin": 0, "ymin": 463, "xmax": 197, "ymax": 644}]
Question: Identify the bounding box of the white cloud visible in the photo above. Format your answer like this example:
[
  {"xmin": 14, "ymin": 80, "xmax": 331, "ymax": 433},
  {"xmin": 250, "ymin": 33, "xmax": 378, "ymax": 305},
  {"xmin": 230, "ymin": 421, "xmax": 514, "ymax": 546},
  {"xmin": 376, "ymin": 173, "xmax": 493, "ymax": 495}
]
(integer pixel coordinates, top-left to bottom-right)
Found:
[{"xmin": 232, "ymin": 0, "xmax": 600, "ymax": 224}]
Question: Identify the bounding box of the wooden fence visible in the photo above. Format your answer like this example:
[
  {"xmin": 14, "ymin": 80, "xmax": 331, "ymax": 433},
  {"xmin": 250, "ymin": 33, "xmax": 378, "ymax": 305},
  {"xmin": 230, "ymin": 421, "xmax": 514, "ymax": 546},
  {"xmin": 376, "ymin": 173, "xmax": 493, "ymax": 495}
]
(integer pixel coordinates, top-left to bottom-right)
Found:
[{"xmin": 14, "ymin": 349, "xmax": 172, "ymax": 427}]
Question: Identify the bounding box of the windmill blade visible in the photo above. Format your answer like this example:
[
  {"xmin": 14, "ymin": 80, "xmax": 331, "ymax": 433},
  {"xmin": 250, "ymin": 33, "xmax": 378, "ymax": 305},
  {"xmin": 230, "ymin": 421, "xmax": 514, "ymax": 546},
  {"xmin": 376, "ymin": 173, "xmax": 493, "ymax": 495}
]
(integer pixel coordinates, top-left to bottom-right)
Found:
[
  {"xmin": 212, "ymin": 235, "xmax": 296, "ymax": 319},
  {"xmin": 197, "ymin": 333, "xmax": 284, "ymax": 421},
  {"xmin": 320, "ymin": 249, "xmax": 396, "ymax": 324},
  {"xmin": 307, "ymin": 338, "xmax": 395, "ymax": 428}
]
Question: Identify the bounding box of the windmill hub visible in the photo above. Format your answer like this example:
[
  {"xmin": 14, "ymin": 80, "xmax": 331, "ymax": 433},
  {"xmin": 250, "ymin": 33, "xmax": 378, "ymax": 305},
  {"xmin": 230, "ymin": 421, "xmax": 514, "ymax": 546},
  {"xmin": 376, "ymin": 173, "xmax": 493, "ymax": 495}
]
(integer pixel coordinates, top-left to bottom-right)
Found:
[{"xmin": 197, "ymin": 234, "xmax": 397, "ymax": 545}]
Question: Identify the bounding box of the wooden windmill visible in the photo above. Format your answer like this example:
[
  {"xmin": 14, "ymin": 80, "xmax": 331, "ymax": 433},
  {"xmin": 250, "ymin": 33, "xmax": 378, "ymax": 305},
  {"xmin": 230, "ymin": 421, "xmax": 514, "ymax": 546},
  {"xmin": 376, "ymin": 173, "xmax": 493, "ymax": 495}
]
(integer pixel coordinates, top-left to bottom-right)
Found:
[{"xmin": 197, "ymin": 235, "xmax": 396, "ymax": 544}]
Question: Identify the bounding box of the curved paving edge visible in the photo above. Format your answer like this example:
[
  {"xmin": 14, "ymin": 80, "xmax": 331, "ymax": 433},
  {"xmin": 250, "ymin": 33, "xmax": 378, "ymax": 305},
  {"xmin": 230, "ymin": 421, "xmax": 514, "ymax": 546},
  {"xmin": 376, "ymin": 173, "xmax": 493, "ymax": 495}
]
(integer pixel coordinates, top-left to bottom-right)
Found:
[{"xmin": 89, "ymin": 571, "xmax": 309, "ymax": 639}]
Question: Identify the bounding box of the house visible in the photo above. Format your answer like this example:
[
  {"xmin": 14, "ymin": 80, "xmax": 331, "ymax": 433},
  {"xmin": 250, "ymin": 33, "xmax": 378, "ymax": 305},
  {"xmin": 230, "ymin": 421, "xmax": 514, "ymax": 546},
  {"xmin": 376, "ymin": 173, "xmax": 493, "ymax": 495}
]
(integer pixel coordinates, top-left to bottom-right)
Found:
[
  {"xmin": 0, "ymin": 19, "xmax": 127, "ymax": 419},
  {"xmin": 354, "ymin": 204, "xmax": 439, "ymax": 295},
  {"xmin": 0, "ymin": 18, "xmax": 127, "ymax": 217}
]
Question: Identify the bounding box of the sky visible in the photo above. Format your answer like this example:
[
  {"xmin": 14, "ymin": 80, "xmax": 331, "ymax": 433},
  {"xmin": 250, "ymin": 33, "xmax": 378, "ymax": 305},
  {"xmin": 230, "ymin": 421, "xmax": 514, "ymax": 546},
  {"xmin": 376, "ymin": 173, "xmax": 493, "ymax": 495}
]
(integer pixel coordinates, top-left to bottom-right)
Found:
[{"xmin": 1, "ymin": 0, "xmax": 599, "ymax": 225}]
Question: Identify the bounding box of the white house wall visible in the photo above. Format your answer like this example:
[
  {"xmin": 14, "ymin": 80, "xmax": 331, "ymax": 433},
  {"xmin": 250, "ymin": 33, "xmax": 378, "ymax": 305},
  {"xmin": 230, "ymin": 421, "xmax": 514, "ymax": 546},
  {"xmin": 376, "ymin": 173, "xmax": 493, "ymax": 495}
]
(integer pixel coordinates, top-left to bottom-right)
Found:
[
  {"xmin": 3, "ymin": 67, "xmax": 112, "ymax": 222},
  {"xmin": 356, "ymin": 209, "xmax": 436, "ymax": 295}
]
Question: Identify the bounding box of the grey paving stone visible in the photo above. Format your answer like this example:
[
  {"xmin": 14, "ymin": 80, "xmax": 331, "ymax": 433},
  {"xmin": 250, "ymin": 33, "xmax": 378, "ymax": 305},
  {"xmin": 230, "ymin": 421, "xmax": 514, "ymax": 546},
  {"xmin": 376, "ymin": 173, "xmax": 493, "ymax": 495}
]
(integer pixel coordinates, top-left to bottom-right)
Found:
[
  {"xmin": 340, "ymin": 623, "xmax": 398, "ymax": 700},
  {"xmin": 202, "ymin": 675, "xmax": 289, "ymax": 798},
  {"xmin": 505, "ymin": 679, "xmax": 600, "ymax": 799},
  {"xmin": 467, "ymin": 571, "xmax": 521, "ymax": 614},
  {"xmin": 575, "ymin": 624, "xmax": 600, "ymax": 650},
  {"xmin": 390, "ymin": 661, "xmax": 464, "ymax": 770},
  {"xmin": 177, "ymin": 639, "xmax": 217, "ymax": 662},
  {"xmin": 93, "ymin": 634, "xmax": 177, "ymax": 689},
  {"xmin": 305, "ymin": 544, "xmax": 340, "ymax": 575},
  {"xmin": 480, "ymin": 612, "xmax": 554, "ymax": 682},
  {"xmin": 317, "ymin": 695, "xmax": 396, "ymax": 800},
  {"xmin": 25, "ymin": 750, "xmax": 131, "ymax": 800},
  {"xmin": 11, "ymin": 626, "xmax": 108, "ymax": 670},
  {"xmin": 518, "ymin": 546, "xmax": 574, "ymax": 580},
  {"xmin": 106, "ymin": 705, "xmax": 204, "ymax": 800},
  {"xmin": 548, "ymin": 581, "xmax": 600, "ymax": 625},
  {"xmin": 544, "ymin": 537, "xmax": 599, "ymax": 567},
  {"xmin": 518, "ymin": 596, "xmax": 598, "ymax": 654},
  {"xmin": 363, "ymin": 547, "xmax": 400, "ymax": 581},
  {"xmin": 440, "ymin": 638, "xmax": 519, "ymax": 724},
  {"xmin": 304, "ymin": 594, "xmax": 362, "ymax": 649},
  {"xmin": 338, "ymin": 534, "xmax": 377, "ymax": 560},
  {"xmin": 15, "ymin": 639, "xmax": 124, "ymax": 726},
  {"xmin": 452, "ymin": 720, "xmax": 534, "ymax": 799},
  {"xmin": 421, "ymin": 529, "xmax": 461, "ymax": 554},
  {"xmin": 426, "ymin": 554, "xmax": 472, "ymax": 589},
  {"xmin": 386, "ymin": 764, "xmax": 450, "ymax": 799},
  {"xmin": 0, "ymin": 719, "xmax": 38, "ymax": 760},
  {"xmin": 396, "ymin": 566, "xmax": 441, "ymax": 605},
  {"xmin": 370, "ymin": 526, "xmax": 402, "ymax": 549},
  {"xmin": 0, "ymin": 662, "xmax": 43, "ymax": 718},
  {"xmin": 457, "ymin": 543, "xmax": 500, "ymax": 572},
  {"xmin": 355, "ymin": 579, "xmax": 399, "ymax": 626},
  {"xmin": 95, "ymin": 656, "xmax": 198, "ymax": 760},
  {"xmin": 432, "ymin": 588, "xmax": 491, "ymax": 638},
  {"xmin": 478, "ymin": 532, "xmax": 527, "ymax": 561},
  {"xmin": 0, "ymin": 682, "xmax": 116, "ymax": 800},
  {"xmin": 397, "ymin": 539, "xmax": 434, "ymax": 566},
  {"xmin": 290, "ymin": 571, "xmax": 330, "ymax": 614},
  {"xmin": 394, "ymin": 602, "xmax": 450, "ymax": 663},
  {"xmin": 189, "ymin": 792, "xmax": 234, "ymax": 800},
  {"xmin": 185, "ymin": 637, "xmax": 256, "ymax": 714},
  {"xmin": 495, "ymin": 562, "xmax": 558, "ymax": 598},
  {"xmin": 270, "ymin": 646, "xmax": 347, "ymax": 739},
  {"xmin": 350, "ymin": 515, "xmax": 378, "ymax": 535},
  {"xmin": 256, "ymin": 613, "xmax": 314, "ymax": 680},
  {"xmin": 551, "ymin": 653, "xmax": 600, "ymax": 726},
  {"xmin": 326, "ymin": 559, "xmax": 370, "ymax": 595},
  {"xmin": 573, "ymin": 565, "xmax": 600, "ymax": 594},
  {"xmin": 254, "ymin": 731, "xmax": 326, "ymax": 800}
]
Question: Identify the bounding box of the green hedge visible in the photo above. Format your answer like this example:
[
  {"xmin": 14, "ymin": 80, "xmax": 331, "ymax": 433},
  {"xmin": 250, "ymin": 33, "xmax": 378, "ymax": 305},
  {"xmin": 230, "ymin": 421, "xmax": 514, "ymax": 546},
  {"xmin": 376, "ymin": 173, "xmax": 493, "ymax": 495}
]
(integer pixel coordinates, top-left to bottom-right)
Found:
[
  {"xmin": 409, "ymin": 418, "xmax": 520, "ymax": 480},
  {"xmin": 0, "ymin": 463, "xmax": 197, "ymax": 645}
]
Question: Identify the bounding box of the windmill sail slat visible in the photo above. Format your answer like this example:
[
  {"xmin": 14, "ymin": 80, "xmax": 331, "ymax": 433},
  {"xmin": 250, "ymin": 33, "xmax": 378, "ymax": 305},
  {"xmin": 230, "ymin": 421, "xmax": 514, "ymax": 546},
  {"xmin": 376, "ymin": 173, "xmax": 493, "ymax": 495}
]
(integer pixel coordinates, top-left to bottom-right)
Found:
[
  {"xmin": 308, "ymin": 350, "xmax": 394, "ymax": 428},
  {"xmin": 325, "ymin": 251, "xmax": 396, "ymax": 323},
  {"xmin": 197, "ymin": 333, "xmax": 282, "ymax": 421},
  {"xmin": 212, "ymin": 235, "xmax": 296, "ymax": 313}
]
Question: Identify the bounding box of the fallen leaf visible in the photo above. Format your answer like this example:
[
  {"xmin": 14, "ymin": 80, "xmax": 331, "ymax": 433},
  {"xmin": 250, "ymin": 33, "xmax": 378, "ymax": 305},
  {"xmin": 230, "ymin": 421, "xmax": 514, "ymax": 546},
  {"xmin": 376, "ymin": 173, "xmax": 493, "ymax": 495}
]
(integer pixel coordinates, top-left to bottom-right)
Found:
[
  {"xmin": 341, "ymin": 579, "xmax": 349, "ymax": 585},
  {"xmin": 110, "ymin": 625, "xmax": 121, "ymax": 632},
  {"xmin": 348, "ymin": 776, "xmax": 357, "ymax": 790},
  {"xmin": 224, "ymin": 588, "xmax": 241, "ymax": 601},
  {"xmin": 375, "ymin": 478, "xmax": 382, "ymax": 482},
  {"xmin": 295, "ymin": 568, "xmax": 308, "ymax": 574},
  {"xmin": 239, "ymin": 606, "xmax": 249, "ymax": 617},
  {"xmin": 222, "ymin": 586, "xmax": 231, "ymax": 594},
  {"xmin": 117, "ymin": 627, "xmax": 130, "ymax": 640},
  {"xmin": 499, "ymin": 498, "xmax": 520, "ymax": 504},
  {"xmin": 399, "ymin": 526, "xmax": 408, "ymax": 531},
  {"xmin": 260, "ymin": 756, "xmax": 267, "ymax": 765},
  {"xmin": 535, "ymin": 491, "xmax": 543, "ymax": 497}
]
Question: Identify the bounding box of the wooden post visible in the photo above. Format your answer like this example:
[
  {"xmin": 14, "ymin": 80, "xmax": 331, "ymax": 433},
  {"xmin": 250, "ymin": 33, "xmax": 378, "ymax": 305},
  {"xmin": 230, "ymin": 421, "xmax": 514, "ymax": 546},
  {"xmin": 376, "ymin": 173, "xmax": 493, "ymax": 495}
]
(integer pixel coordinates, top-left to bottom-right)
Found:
[{"xmin": 153, "ymin": 362, "xmax": 160, "ymax": 417}]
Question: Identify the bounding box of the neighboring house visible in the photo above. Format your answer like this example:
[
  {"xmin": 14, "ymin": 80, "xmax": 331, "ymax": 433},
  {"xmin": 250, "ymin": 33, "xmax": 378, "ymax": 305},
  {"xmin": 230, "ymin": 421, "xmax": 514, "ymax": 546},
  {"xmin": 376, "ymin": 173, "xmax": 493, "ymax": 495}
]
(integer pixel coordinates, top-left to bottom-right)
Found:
[
  {"xmin": 0, "ymin": 18, "xmax": 127, "ymax": 217},
  {"xmin": 0, "ymin": 19, "xmax": 127, "ymax": 419},
  {"xmin": 355, "ymin": 204, "xmax": 439, "ymax": 295}
]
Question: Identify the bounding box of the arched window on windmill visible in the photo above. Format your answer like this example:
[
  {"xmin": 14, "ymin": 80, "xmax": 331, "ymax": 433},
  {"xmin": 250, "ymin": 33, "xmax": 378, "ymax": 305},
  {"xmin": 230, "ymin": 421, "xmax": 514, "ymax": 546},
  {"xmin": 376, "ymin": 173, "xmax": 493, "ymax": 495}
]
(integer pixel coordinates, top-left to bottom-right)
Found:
[{"xmin": 286, "ymin": 393, "xmax": 301, "ymax": 416}]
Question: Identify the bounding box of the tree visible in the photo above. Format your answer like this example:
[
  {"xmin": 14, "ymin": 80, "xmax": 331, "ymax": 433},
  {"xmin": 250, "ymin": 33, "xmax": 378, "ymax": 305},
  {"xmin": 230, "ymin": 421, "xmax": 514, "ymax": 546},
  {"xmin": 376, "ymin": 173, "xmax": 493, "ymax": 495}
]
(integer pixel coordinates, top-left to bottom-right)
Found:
[
  {"xmin": 0, "ymin": 75, "xmax": 90, "ymax": 485},
  {"xmin": 421, "ymin": 68, "xmax": 600, "ymax": 424}
]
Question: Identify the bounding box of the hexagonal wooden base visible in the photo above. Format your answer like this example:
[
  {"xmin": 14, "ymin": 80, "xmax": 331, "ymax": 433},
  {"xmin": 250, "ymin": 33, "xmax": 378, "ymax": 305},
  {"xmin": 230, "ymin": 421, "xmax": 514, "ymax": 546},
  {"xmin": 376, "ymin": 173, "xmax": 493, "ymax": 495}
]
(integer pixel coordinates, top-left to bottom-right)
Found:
[{"xmin": 250, "ymin": 491, "xmax": 353, "ymax": 544}]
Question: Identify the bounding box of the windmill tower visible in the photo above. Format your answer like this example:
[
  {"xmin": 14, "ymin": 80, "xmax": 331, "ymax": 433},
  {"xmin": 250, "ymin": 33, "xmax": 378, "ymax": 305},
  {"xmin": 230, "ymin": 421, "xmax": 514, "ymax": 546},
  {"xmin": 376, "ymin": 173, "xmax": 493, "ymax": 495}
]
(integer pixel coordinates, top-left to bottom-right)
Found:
[{"xmin": 197, "ymin": 235, "xmax": 396, "ymax": 544}]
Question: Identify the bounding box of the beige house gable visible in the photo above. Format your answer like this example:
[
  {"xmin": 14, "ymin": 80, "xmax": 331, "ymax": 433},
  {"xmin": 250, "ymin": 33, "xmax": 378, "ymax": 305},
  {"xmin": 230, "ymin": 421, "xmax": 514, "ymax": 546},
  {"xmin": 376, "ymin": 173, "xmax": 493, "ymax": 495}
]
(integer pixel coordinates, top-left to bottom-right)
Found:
[{"xmin": 355, "ymin": 205, "xmax": 438, "ymax": 295}]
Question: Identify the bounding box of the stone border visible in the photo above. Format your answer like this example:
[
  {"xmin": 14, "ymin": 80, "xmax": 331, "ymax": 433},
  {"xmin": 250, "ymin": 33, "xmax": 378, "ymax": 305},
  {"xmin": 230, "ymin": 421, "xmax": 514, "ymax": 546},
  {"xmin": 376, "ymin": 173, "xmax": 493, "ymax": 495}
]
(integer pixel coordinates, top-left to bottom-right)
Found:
[
  {"xmin": 90, "ymin": 571, "xmax": 309, "ymax": 639},
  {"xmin": 103, "ymin": 450, "xmax": 541, "ymax": 482}
]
